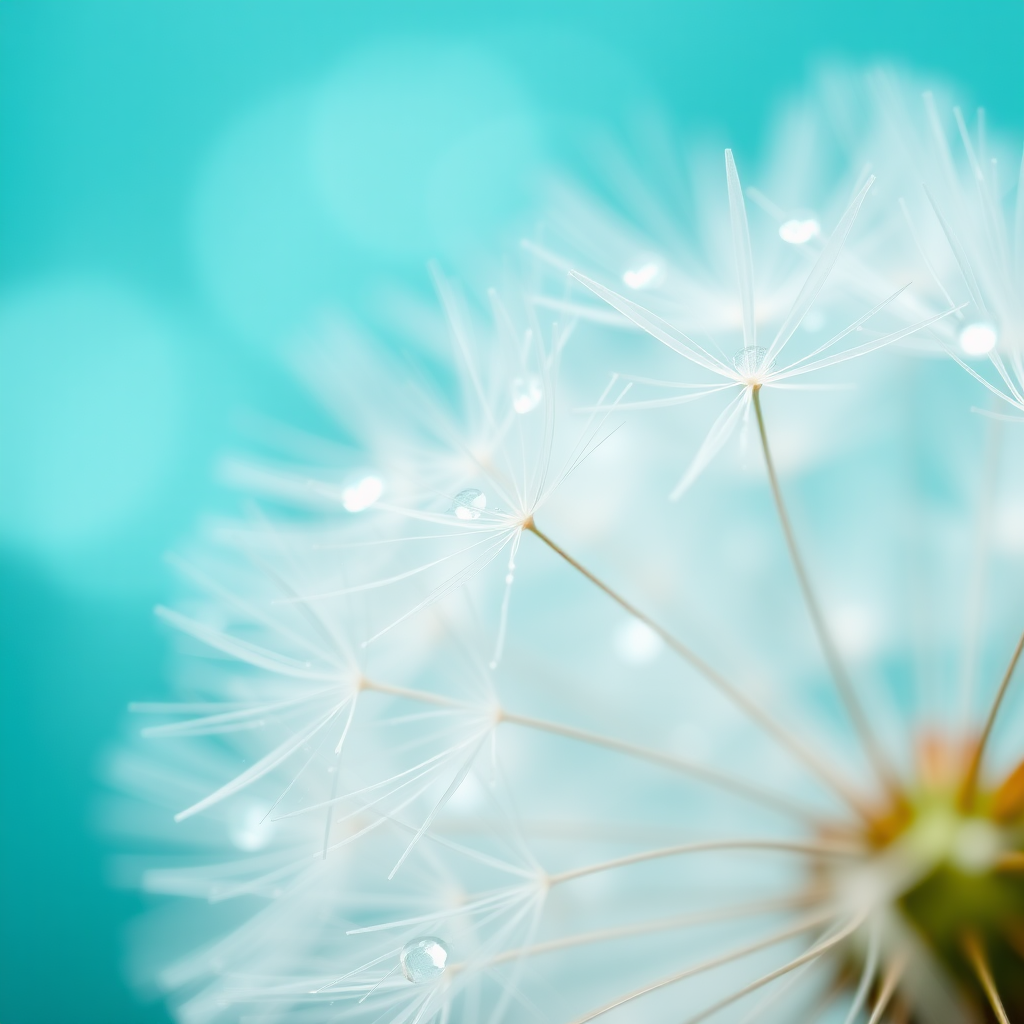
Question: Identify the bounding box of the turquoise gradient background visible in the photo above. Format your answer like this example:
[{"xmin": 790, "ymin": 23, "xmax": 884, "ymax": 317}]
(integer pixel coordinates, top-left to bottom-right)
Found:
[{"xmin": 0, "ymin": 2, "xmax": 1021, "ymax": 1021}]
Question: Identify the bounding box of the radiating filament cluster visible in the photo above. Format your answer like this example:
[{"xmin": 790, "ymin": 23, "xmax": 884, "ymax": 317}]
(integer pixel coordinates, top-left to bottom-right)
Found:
[{"xmin": 118, "ymin": 71, "xmax": 1024, "ymax": 1024}]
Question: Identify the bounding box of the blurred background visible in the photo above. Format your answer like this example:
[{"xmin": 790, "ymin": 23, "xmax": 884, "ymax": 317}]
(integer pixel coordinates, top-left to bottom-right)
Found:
[{"xmin": 0, "ymin": 2, "xmax": 1021, "ymax": 1021}]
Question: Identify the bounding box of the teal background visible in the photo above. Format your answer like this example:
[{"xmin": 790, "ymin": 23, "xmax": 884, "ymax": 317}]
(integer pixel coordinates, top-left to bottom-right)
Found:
[{"xmin": 0, "ymin": 2, "xmax": 1021, "ymax": 1021}]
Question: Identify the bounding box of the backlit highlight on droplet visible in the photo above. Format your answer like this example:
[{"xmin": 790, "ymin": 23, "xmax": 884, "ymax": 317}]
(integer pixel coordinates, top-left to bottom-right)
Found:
[
  {"xmin": 622, "ymin": 263, "xmax": 659, "ymax": 289},
  {"xmin": 341, "ymin": 475, "xmax": 383, "ymax": 512},
  {"xmin": 511, "ymin": 375, "xmax": 542, "ymax": 414},
  {"xmin": 779, "ymin": 218, "xmax": 820, "ymax": 244},
  {"xmin": 959, "ymin": 322, "xmax": 997, "ymax": 356}
]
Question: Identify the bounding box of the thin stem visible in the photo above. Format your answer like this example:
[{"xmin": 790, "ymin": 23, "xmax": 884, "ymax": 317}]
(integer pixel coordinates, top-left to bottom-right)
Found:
[
  {"xmin": 469, "ymin": 893, "xmax": 819, "ymax": 970},
  {"xmin": 842, "ymin": 918, "xmax": 881, "ymax": 1024},
  {"xmin": 865, "ymin": 950, "xmax": 908, "ymax": 1024},
  {"xmin": 361, "ymin": 679, "xmax": 821, "ymax": 824},
  {"xmin": 567, "ymin": 908, "xmax": 838, "ymax": 1024},
  {"xmin": 962, "ymin": 931, "xmax": 1011, "ymax": 1024},
  {"xmin": 751, "ymin": 387, "xmax": 903, "ymax": 805},
  {"xmin": 960, "ymin": 624, "xmax": 1024, "ymax": 812},
  {"xmin": 679, "ymin": 910, "xmax": 869, "ymax": 1024},
  {"xmin": 548, "ymin": 837, "xmax": 864, "ymax": 887},
  {"xmin": 499, "ymin": 709, "xmax": 821, "ymax": 825},
  {"xmin": 959, "ymin": 414, "xmax": 1003, "ymax": 722},
  {"xmin": 525, "ymin": 519, "xmax": 874, "ymax": 821},
  {"xmin": 361, "ymin": 678, "xmax": 471, "ymax": 711}
]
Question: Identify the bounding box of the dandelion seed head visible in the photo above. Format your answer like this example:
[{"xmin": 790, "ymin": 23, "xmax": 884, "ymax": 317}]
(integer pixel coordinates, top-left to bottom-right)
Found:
[{"xmin": 114, "ymin": 68, "xmax": 1024, "ymax": 1024}]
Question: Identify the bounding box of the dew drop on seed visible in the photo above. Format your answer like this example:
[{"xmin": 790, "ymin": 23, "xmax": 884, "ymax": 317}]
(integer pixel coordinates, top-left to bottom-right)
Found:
[
  {"xmin": 452, "ymin": 488, "xmax": 486, "ymax": 520},
  {"xmin": 778, "ymin": 218, "xmax": 819, "ymax": 244},
  {"xmin": 511, "ymin": 375, "xmax": 542, "ymax": 414},
  {"xmin": 732, "ymin": 346, "xmax": 774, "ymax": 376},
  {"xmin": 622, "ymin": 262, "xmax": 659, "ymax": 289},
  {"xmin": 959, "ymin": 321, "xmax": 997, "ymax": 357},
  {"xmin": 341, "ymin": 474, "xmax": 383, "ymax": 512},
  {"xmin": 400, "ymin": 937, "xmax": 449, "ymax": 983}
]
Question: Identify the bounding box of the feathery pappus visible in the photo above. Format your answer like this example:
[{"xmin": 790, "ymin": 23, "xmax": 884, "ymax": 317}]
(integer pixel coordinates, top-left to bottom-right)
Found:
[{"xmin": 111, "ymin": 71, "xmax": 1024, "ymax": 1024}]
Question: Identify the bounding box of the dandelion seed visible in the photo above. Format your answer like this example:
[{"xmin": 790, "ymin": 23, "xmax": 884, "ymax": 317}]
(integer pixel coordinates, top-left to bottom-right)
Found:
[
  {"xmin": 566, "ymin": 149, "xmax": 956, "ymax": 497},
  {"xmin": 862, "ymin": 80, "xmax": 1024, "ymax": 417}
]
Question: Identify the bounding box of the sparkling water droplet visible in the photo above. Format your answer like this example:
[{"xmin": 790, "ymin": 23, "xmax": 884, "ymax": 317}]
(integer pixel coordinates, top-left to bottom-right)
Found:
[
  {"xmin": 400, "ymin": 937, "xmax": 449, "ymax": 983},
  {"xmin": 511, "ymin": 375, "xmax": 542, "ymax": 414},
  {"xmin": 778, "ymin": 218, "xmax": 819, "ymax": 244},
  {"xmin": 341, "ymin": 474, "xmax": 383, "ymax": 512},
  {"xmin": 622, "ymin": 262, "xmax": 660, "ymax": 289},
  {"xmin": 959, "ymin": 321, "xmax": 997, "ymax": 356},
  {"xmin": 452, "ymin": 488, "xmax": 486, "ymax": 520},
  {"xmin": 732, "ymin": 346, "xmax": 774, "ymax": 377}
]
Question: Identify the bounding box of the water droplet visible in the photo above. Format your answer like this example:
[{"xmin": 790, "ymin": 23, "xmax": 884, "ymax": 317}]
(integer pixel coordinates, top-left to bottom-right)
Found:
[
  {"xmin": 511, "ymin": 375, "xmax": 542, "ymax": 414},
  {"xmin": 613, "ymin": 619, "xmax": 663, "ymax": 664},
  {"xmin": 732, "ymin": 346, "xmax": 774, "ymax": 377},
  {"xmin": 622, "ymin": 262, "xmax": 660, "ymax": 289},
  {"xmin": 400, "ymin": 937, "xmax": 449, "ymax": 983},
  {"xmin": 451, "ymin": 488, "xmax": 486, "ymax": 520},
  {"xmin": 778, "ymin": 218, "xmax": 819, "ymax": 244},
  {"xmin": 959, "ymin": 321, "xmax": 997, "ymax": 356},
  {"xmin": 341, "ymin": 474, "xmax": 383, "ymax": 512}
]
